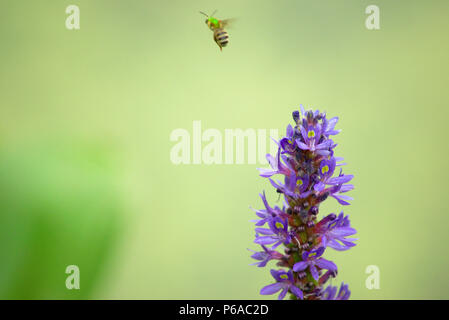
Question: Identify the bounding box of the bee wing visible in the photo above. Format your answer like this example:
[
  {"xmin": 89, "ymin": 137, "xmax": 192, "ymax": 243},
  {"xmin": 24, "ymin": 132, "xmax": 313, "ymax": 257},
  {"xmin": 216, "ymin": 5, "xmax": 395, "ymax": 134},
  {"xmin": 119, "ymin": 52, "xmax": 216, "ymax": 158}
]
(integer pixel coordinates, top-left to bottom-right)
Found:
[{"xmin": 219, "ymin": 18, "xmax": 236, "ymax": 29}]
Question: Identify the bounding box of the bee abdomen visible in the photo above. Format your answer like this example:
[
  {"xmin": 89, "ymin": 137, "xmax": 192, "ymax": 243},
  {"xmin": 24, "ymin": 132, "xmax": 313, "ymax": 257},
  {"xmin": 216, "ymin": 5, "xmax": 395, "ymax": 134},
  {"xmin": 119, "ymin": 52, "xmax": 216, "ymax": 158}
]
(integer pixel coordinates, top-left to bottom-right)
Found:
[{"xmin": 214, "ymin": 28, "xmax": 229, "ymax": 47}]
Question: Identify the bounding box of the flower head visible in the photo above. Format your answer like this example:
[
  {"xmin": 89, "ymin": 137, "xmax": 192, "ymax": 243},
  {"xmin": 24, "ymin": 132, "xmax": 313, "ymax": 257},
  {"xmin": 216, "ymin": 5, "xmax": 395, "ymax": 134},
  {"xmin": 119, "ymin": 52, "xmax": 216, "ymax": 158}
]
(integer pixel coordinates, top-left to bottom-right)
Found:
[
  {"xmin": 254, "ymin": 216, "xmax": 292, "ymax": 249},
  {"xmin": 260, "ymin": 270, "xmax": 303, "ymax": 300},
  {"xmin": 248, "ymin": 245, "xmax": 284, "ymax": 267},
  {"xmin": 279, "ymin": 125, "xmax": 297, "ymax": 154},
  {"xmin": 296, "ymin": 125, "xmax": 332, "ymax": 156},
  {"xmin": 258, "ymin": 148, "xmax": 293, "ymax": 178},
  {"xmin": 250, "ymin": 106, "xmax": 357, "ymax": 300},
  {"xmin": 293, "ymin": 247, "xmax": 338, "ymax": 281},
  {"xmin": 250, "ymin": 192, "xmax": 286, "ymax": 226},
  {"xmin": 321, "ymin": 283, "xmax": 351, "ymax": 300},
  {"xmin": 316, "ymin": 212, "xmax": 357, "ymax": 251}
]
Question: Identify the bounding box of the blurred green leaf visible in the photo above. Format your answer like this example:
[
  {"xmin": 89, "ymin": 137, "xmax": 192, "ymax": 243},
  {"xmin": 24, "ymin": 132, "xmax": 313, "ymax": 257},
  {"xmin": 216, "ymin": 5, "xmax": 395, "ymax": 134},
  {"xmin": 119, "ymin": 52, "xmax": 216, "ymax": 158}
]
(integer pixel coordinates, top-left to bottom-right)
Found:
[{"xmin": 0, "ymin": 144, "xmax": 123, "ymax": 299}]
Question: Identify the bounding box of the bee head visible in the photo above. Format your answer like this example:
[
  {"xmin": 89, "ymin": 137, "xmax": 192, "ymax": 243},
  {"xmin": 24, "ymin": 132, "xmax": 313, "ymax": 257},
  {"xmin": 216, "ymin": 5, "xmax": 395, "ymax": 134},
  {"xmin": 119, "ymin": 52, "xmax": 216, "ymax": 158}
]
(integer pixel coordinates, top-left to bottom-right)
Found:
[
  {"xmin": 210, "ymin": 18, "xmax": 219, "ymax": 27},
  {"xmin": 206, "ymin": 17, "xmax": 216, "ymax": 30}
]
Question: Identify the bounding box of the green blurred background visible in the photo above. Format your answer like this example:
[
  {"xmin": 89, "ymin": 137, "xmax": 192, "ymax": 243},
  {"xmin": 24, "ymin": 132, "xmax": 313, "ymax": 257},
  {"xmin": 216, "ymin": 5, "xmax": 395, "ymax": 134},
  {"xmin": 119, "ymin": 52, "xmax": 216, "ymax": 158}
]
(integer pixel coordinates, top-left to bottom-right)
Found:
[{"xmin": 0, "ymin": 0, "xmax": 448, "ymax": 299}]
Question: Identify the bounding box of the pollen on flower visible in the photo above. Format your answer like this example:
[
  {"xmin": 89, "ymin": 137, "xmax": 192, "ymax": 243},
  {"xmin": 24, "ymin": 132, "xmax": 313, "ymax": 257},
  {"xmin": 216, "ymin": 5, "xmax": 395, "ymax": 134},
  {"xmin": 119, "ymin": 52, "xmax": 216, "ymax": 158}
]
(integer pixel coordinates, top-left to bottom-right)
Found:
[{"xmin": 252, "ymin": 105, "xmax": 356, "ymax": 301}]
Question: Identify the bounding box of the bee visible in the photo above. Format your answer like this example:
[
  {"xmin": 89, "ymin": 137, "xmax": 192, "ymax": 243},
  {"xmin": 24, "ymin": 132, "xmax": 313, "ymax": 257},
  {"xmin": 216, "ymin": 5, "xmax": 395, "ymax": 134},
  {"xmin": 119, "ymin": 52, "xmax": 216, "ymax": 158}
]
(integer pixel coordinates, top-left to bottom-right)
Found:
[{"xmin": 200, "ymin": 10, "xmax": 234, "ymax": 51}]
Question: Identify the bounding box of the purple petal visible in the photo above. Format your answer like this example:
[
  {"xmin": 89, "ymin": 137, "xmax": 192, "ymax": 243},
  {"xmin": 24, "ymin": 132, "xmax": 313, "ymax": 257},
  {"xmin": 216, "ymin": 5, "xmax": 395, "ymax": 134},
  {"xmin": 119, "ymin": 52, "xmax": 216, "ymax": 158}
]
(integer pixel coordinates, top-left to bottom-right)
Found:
[
  {"xmin": 327, "ymin": 239, "xmax": 349, "ymax": 251},
  {"xmin": 255, "ymin": 228, "xmax": 274, "ymax": 235},
  {"xmin": 269, "ymin": 178, "xmax": 284, "ymax": 190},
  {"xmin": 271, "ymin": 240, "xmax": 283, "ymax": 249},
  {"xmin": 335, "ymin": 194, "xmax": 353, "ymax": 201},
  {"xmin": 257, "ymin": 259, "xmax": 269, "ymax": 267},
  {"xmin": 270, "ymin": 136, "xmax": 280, "ymax": 147},
  {"xmin": 310, "ymin": 265, "xmax": 319, "ymax": 281},
  {"xmin": 316, "ymin": 258, "xmax": 338, "ymax": 271},
  {"xmin": 339, "ymin": 184, "xmax": 354, "ymax": 193},
  {"xmin": 341, "ymin": 237, "xmax": 358, "ymax": 244},
  {"xmin": 290, "ymin": 285, "xmax": 303, "ymax": 300},
  {"xmin": 295, "ymin": 139, "xmax": 309, "ymax": 150},
  {"xmin": 314, "ymin": 181, "xmax": 325, "ymax": 192},
  {"xmin": 258, "ymin": 168, "xmax": 276, "ymax": 178},
  {"xmin": 254, "ymin": 210, "xmax": 267, "ymax": 219},
  {"xmin": 327, "ymin": 175, "xmax": 353, "ymax": 185},
  {"xmin": 250, "ymin": 252, "xmax": 265, "ymax": 260},
  {"xmin": 314, "ymin": 247, "xmax": 325, "ymax": 257},
  {"xmin": 321, "ymin": 235, "xmax": 328, "ymax": 247},
  {"xmin": 254, "ymin": 236, "xmax": 277, "ymax": 245},
  {"xmin": 331, "ymin": 227, "xmax": 357, "ymax": 236},
  {"xmin": 316, "ymin": 140, "xmax": 331, "ymax": 150},
  {"xmin": 316, "ymin": 149, "xmax": 331, "ymax": 156},
  {"xmin": 300, "ymin": 126, "xmax": 309, "ymax": 143},
  {"xmin": 299, "ymin": 190, "xmax": 312, "ymax": 199},
  {"xmin": 293, "ymin": 261, "xmax": 307, "ymax": 272},
  {"xmin": 260, "ymin": 282, "xmax": 282, "ymax": 295},
  {"xmin": 326, "ymin": 117, "xmax": 338, "ymax": 131},
  {"xmin": 278, "ymin": 287, "xmax": 288, "ymax": 300},
  {"xmin": 321, "ymin": 286, "xmax": 338, "ymax": 300},
  {"xmin": 286, "ymin": 124, "xmax": 293, "ymax": 138},
  {"xmin": 260, "ymin": 192, "xmax": 271, "ymax": 210},
  {"xmin": 331, "ymin": 194, "xmax": 352, "ymax": 205},
  {"xmin": 266, "ymin": 154, "xmax": 277, "ymax": 169}
]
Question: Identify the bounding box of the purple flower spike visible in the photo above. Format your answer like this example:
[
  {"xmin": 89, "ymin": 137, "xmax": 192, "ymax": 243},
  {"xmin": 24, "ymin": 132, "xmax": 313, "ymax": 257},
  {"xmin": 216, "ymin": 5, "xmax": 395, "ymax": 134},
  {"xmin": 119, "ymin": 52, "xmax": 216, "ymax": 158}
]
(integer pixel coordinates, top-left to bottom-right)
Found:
[{"xmin": 250, "ymin": 106, "xmax": 357, "ymax": 300}]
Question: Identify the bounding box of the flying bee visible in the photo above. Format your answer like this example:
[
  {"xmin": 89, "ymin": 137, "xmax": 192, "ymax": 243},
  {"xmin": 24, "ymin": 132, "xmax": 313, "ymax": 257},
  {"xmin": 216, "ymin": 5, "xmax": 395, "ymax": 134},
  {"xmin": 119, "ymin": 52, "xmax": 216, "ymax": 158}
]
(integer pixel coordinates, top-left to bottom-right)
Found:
[{"xmin": 199, "ymin": 10, "xmax": 234, "ymax": 51}]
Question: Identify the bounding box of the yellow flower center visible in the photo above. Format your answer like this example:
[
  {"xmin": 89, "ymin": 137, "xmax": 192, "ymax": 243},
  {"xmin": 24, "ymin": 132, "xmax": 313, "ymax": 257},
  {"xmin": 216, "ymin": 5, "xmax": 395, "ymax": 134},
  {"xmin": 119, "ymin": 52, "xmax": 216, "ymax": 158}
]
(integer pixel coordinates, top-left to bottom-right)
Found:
[
  {"xmin": 280, "ymin": 274, "xmax": 289, "ymax": 280},
  {"xmin": 322, "ymin": 165, "xmax": 329, "ymax": 174},
  {"xmin": 297, "ymin": 179, "xmax": 303, "ymax": 186},
  {"xmin": 275, "ymin": 222, "xmax": 284, "ymax": 229},
  {"xmin": 307, "ymin": 130, "xmax": 315, "ymax": 138}
]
